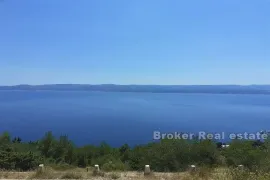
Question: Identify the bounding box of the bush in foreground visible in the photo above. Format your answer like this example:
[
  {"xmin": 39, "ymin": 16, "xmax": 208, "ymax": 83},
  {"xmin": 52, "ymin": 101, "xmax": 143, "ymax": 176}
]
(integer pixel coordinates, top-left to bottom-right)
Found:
[{"xmin": 1, "ymin": 131, "xmax": 270, "ymax": 173}]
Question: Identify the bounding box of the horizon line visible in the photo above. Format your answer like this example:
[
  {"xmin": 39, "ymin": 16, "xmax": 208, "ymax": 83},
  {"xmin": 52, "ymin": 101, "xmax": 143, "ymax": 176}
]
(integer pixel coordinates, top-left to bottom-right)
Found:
[{"xmin": 1, "ymin": 84, "xmax": 270, "ymax": 86}]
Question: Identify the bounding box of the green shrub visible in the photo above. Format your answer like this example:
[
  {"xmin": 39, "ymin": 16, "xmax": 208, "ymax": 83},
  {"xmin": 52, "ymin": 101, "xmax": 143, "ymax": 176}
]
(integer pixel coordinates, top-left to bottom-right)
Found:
[
  {"xmin": 49, "ymin": 163, "xmax": 76, "ymax": 171},
  {"xmin": 102, "ymin": 161, "xmax": 127, "ymax": 172},
  {"xmin": 223, "ymin": 140, "xmax": 266, "ymax": 170}
]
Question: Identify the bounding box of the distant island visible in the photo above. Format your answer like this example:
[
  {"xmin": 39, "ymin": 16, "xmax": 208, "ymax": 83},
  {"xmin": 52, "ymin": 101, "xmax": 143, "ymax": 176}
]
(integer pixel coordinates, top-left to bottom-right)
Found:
[{"xmin": 1, "ymin": 84, "xmax": 270, "ymax": 94}]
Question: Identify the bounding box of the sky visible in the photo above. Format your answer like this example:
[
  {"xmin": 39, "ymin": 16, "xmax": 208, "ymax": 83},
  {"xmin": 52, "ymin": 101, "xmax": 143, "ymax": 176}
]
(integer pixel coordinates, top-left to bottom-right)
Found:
[{"xmin": 0, "ymin": 0, "xmax": 269, "ymax": 85}]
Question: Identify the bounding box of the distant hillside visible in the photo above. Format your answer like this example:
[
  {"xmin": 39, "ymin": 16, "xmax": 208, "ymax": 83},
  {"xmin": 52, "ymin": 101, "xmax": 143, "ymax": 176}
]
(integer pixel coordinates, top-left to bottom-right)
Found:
[{"xmin": 1, "ymin": 84, "xmax": 270, "ymax": 94}]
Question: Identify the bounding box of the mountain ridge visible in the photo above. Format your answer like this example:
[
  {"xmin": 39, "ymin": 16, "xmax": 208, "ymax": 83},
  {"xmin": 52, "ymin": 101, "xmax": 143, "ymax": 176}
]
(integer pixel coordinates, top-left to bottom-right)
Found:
[{"xmin": 1, "ymin": 84, "xmax": 270, "ymax": 94}]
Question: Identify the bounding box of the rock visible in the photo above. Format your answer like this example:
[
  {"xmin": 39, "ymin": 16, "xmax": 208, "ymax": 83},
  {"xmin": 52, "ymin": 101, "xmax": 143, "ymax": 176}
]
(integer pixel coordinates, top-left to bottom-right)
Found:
[
  {"xmin": 38, "ymin": 164, "xmax": 45, "ymax": 172},
  {"xmin": 94, "ymin": 164, "xmax": 100, "ymax": 172},
  {"xmin": 237, "ymin": 165, "xmax": 244, "ymax": 170},
  {"xmin": 189, "ymin": 165, "xmax": 196, "ymax": 172},
  {"xmin": 144, "ymin": 165, "xmax": 151, "ymax": 176}
]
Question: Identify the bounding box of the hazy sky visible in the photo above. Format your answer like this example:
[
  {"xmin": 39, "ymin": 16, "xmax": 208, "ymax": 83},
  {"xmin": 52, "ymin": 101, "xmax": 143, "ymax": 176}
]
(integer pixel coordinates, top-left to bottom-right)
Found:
[{"xmin": 0, "ymin": 0, "xmax": 269, "ymax": 85}]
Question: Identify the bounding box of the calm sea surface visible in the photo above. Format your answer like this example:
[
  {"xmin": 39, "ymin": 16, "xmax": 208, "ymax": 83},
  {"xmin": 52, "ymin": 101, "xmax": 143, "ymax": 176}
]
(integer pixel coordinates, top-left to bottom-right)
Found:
[{"xmin": 0, "ymin": 90, "xmax": 269, "ymax": 146}]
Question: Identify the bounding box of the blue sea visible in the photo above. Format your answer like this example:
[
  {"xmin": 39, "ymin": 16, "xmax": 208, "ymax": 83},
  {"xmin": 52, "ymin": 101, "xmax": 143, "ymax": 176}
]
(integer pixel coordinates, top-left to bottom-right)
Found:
[{"xmin": 0, "ymin": 90, "xmax": 269, "ymax": 146}]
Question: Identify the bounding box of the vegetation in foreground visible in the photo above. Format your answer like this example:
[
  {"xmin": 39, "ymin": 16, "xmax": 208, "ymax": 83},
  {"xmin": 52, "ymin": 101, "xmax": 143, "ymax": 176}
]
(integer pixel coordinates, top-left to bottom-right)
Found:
[
  {"xmin": 1, "ymin": 167, "xmax": 270, "ymax": 180},
  {"xmin": 1, "ymin": 131, "xmax": 270, "ymax": 179}
]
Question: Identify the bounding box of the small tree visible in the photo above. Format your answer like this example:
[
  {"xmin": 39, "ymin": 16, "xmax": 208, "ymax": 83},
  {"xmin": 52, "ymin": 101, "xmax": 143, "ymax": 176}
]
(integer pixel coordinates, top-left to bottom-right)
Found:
[{"xmin": 38, "ymin": 131, "xmax": 56, "ymax": 158}]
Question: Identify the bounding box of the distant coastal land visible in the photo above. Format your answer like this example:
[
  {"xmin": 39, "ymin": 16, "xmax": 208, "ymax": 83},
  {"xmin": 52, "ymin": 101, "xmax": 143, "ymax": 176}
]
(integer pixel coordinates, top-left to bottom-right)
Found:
[{"xmin": 0, "ymin": 84, "xmax": 270, "ymax": 94}]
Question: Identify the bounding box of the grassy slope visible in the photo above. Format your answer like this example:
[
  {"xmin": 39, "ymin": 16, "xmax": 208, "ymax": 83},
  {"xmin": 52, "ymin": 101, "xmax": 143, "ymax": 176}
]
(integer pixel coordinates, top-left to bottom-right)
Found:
[{"xmin": 0, "ymin": 167, "xmax": 270, "ymax": 180}]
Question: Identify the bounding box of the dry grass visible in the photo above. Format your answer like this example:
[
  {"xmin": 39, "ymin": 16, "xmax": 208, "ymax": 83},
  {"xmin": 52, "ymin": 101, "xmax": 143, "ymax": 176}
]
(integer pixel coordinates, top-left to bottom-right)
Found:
[
  {"xmin": 1, "ymin": 167, "xmax": 270, "ymax": 180},
  {"xmin": 60, "ymin": 172, "xmax": 83, "ymax": 179},
  {"xmin": 0, "ymin": 170, "xmax": 32, "ymax": 179}
]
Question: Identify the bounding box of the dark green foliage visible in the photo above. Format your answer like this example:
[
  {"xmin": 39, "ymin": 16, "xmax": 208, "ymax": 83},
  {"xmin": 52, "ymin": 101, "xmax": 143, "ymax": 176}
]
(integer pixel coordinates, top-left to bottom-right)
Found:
[
  {"xmin": 12, "ymin": 137, "xmax": 22, "ymax": 143},
  {"xmin": 0, "ymin": 145, "xmax": 15, "ymax": 169},
  {"xmin": 119, "ymin": 143, "xmax": 130, "ymax": 162},
  {"xmin": 0, "ymin": 132, "xmax": 41, "ymax": 170},
  {"xmin": 128, "ymin": 139, "xmax": 220, "ymax": 172},
  {"xmin": 38, "ymin": 131, "xmax": 56, "ymax": 158},
  {"xmin": 191, "ymin": 140, "xmax": 220, "ymax": 166},
  {"xmin": 0, "ymin": 132, "xmax": 11, "ymax": 144},
  {"xmin": 1, "ymin": 131, "xmax": 270, "ymax": 172},
  {"xmin": 13, "ymin": 151, "xmax": 41, "ymax": 171},
  {"xmin": 223, "ymin": 140, "xmax": 266, "ymax": 170},
  {"xmin": 53, "ymin": 135, "xmax": 75, "ymax": 164}
]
